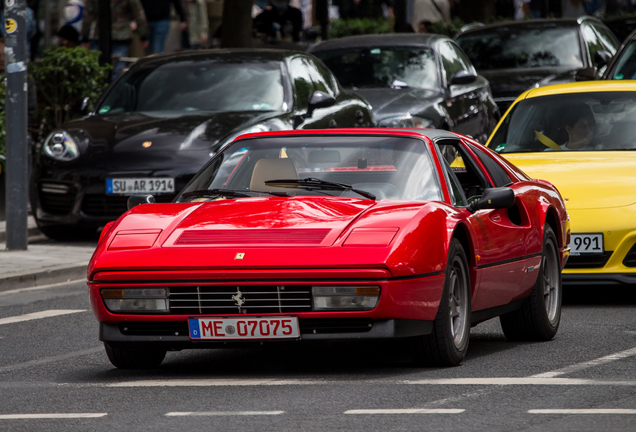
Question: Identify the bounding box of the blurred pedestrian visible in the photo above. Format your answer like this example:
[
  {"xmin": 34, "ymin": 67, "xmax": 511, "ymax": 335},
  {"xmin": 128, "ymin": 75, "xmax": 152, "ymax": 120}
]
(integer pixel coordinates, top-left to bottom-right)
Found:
[
  {"xmin": 140, "ymin": 0, "xmax": 187, "ymax": 54},
  {"xmin": 418, "ymin": 19, "xmax": 432, "ymax": 33},
  {"xmin": 561, "ymin": 0, "xmax": 590, "ymax": 17},
  {"xmin": 182, "ymin": 0, "xmax": 208, "ymax": 49},
  {"xmin": 81, "ymin": 0, "xmax": 148, "ymax": 75},
  {"xmin": 254, "ymin": 0, "xmax": 303, "ymax": 42},
  {"xmin": 57, "ymin": 24, "xmax": 80, "ymax": 48},
  {"xmin": 412, "ymin": 0, "xmax": 451, "ymax": 30},
  {"xmin": 515, "ymin": 0, "xmax": 531, "ymax": 19}
]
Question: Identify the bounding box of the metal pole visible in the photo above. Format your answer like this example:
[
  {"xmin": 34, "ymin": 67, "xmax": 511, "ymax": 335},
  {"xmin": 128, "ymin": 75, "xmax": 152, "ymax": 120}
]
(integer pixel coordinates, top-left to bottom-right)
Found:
[
  {"xmin": 98, "ymin": 0, "xmax": 112, "ymax": 67},
  {"xmin": 5, "ymin": 0, "xmax": 29, "ymax": 250}
]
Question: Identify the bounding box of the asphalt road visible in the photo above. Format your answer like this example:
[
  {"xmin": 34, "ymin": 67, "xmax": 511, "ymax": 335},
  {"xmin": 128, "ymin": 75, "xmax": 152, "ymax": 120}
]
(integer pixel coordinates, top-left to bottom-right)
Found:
[{"xmin": 1, "ymin": 280, "xmax": 635, "ymax": 432}]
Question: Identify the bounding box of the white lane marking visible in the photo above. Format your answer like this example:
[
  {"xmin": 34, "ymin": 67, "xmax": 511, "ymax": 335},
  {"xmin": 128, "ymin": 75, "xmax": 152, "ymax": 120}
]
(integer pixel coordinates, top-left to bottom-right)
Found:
[
  {"xmin": 0, "ymin": 348, "xmax": 102, "ymax": 374},
  {"xmin": 166, "ymin": 411, "xmax": 284, "ymax": 417},
  {"xmin": 531, "ymin": 346, "xmax": 636, "ymax": 378},
  {"xmin": 110, "ymin": 379, "xmax": 322, "ymax": 387},
  {"xmin": 0, "ymin": 310, "xmax": 87, "ymax": 326},
  {"xmin": 0, "ymin": 413, "xmax": 107, "ymax": 419},
  {"xmin": 404, "ymin": 378, "xmax": 636, "ymax": 386},
  {"xmin": 345, "ymin": 409, "xmax": 465, "ymax": 414},
  {"xmin": 529, "ymin": 409, "xmax": 636, "ymax": 414},
  {"xmin": 0, "ymin": 280, "xmax": 86, "ymax": 296}
]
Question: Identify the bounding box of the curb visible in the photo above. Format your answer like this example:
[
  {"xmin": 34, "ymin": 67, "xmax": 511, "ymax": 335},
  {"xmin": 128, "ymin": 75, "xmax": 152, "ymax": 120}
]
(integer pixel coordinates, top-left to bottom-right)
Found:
[{"xmin": 0, "ymin": 265, "xmax": 87, "ymax": 293}]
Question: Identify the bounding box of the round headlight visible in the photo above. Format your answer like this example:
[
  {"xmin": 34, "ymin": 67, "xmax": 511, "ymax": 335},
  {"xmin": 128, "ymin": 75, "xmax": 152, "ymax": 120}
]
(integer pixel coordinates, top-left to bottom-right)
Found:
[{"xmin": 43, "ymin": 131, "xmax": 79, "ymax": 161}]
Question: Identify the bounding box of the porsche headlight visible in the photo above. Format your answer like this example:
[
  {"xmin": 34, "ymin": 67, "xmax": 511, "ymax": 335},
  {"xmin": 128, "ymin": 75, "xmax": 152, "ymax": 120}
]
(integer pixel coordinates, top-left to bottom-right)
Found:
[
  {"xmin": 378, "ymin": 114, "xmax": 434, "ymax": 129},
  {"xmin": 43, "ymin": 131, "xmax": 79, "ymax": 161}
]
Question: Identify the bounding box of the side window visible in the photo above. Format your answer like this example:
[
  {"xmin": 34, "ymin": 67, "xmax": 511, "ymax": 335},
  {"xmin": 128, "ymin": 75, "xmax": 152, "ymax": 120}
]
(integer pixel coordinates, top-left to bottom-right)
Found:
[
  {"xmin": 445, "ymin": 163, "xmax": 468, "ymax": 207},
  {"xmin": 439, "ymin": 42, "xmax": 470, "ymax": 83},
  {"xmin": 582, "ymin": 23, "xmax": 603, "ymax": 65},
  {"xmin": 289, "ymin": 57, "xmax": 315, "ymax": 109},
  {"xmin": 593, "ymin": 25, "xmax": 619, "ymax": 55},
  {"xmin": 469, "ymin": 144, "xmax": 513, "ymax": 187},
  {"xmin": 310, "ymin": 58, "xmax": 339, "ymax": 97}
]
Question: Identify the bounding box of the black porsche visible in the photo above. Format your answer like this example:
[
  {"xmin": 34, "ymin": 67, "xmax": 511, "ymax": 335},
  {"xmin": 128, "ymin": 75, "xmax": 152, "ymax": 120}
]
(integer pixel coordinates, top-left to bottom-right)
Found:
[
  {"xmin": 309, "ymin": 33, "xmax": 500, "ymax": 143},
  {"xmin": 31, "ymin": 49, "xmax": 374, "ymax": 239}
]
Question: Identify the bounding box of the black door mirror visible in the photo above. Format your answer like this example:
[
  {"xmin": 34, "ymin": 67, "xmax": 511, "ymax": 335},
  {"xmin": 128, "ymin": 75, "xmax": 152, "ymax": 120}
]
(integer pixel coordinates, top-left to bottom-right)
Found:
[
  {"xmin": 448, "ymin": 70, "xmax": 478, "ymax": 86},
  {"xmin": 594, "ymin": 50, "xmax": 612, "ymax": 68},
  {"xmin": 467, "ymin": 187, "xmax": 515, "ymax": 213},
  {"xmin": 575, "ymin": 67, "xmax": 597, "ymax": 81},
  {"xmin": 127, "ymin": 194, "xmax": 156, "ymax": 210},
  {"xmin": 307, "ymin": 90, "xmax": 336, "ymax": 117}
]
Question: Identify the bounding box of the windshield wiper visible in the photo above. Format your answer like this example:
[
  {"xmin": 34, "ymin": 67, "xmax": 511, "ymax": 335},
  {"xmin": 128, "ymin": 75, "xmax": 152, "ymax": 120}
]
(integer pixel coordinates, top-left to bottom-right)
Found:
[
  {"xmin": 264, "ymin": 177, "xmax": 376, "ymax": 200},
  {"xmin": 181, "ymin": 189, "xmax": 290, "ymax": 199}
]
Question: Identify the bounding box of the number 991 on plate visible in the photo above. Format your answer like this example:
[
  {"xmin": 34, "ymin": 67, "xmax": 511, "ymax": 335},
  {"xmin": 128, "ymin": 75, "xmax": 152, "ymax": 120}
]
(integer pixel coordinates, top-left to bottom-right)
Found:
[{"xmin": 188, "ymin": 316, "xmax": 299, "ymax": 340}]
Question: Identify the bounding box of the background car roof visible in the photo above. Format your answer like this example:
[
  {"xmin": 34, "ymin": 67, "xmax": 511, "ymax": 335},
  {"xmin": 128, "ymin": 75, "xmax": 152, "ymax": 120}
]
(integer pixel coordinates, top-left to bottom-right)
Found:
[
  {"xmin": 309, "ymin": 33, "xmax": 450, "ymax": 52},
  {"xmin": 131, "ymin": 48, "xmax": 309, "ymax": 68},
  {"xmin": 455, "ymin": 17, "xmax": 600, "ymax": 37},
  {"xmin": 520, "ymin": 80, "xmax": 636, "ymax": 99}
]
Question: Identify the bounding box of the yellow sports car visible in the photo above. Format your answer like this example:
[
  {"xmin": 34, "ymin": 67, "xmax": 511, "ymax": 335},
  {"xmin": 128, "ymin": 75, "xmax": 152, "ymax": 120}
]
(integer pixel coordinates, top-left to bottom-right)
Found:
[{"xmin": 486, "ymin": 81, "xmax": 636, "ymax": 285}]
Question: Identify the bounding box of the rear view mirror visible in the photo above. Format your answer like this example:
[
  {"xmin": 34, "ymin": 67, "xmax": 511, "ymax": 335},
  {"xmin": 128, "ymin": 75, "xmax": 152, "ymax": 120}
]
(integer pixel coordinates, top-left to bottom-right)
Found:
[
  {"xmin": 593, "ymin": 102, "xmax": 625, "ymax": 113},
  {"xmin": 127, "ymin": 194, "xmax": 156, "ymax": 210},
  {"xmin": 468, "ymin": 187, "xmax": 515, "ymax": 213},
  {"xmin": 309, "ymin": 150, "xmax": 341, "ymax": 163}
]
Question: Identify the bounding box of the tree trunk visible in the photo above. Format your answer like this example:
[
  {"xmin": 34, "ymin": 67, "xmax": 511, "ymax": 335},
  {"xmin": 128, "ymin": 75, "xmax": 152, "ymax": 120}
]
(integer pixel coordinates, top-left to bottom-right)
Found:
[
  {"xmin": 459, "ymin": 0, "xmax": 495, "ymax": 23},
  {"xmin": 221, "ymin": 0, "xmax": 255, "ymax": 48}
]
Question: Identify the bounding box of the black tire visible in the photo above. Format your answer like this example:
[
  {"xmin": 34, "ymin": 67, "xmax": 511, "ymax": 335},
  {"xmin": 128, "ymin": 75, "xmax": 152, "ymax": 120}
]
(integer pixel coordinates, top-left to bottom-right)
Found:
[
  {"xmin": 413, "ymin": 239, "xmax": 471, "ymax": 367},
  {"xmin": 499, "ymin": 225, "xmax": 562, "ymax": 341},
  {"xmin": 104, "ymin": 343, "xmax": 166, "ymax": 369}
]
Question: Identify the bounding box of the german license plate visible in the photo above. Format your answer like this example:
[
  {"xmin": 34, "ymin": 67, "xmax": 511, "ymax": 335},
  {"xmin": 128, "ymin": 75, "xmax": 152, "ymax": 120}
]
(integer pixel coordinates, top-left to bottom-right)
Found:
[
  {"xmin": 106, "ymin": 178, "xmax": 175, "ymax": 195},
  {"xmin": 569, "ymin": 233, "xmax": 604, "ymax": 255},
  {"xmin": 188, "ymin": 316, "xmax": 300, "ymax": 340}
]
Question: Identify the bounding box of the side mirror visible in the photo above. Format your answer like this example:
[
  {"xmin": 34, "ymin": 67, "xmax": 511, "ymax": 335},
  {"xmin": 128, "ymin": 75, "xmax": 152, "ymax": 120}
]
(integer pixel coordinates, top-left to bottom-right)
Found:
[
  {"xmin": 127, "ymin": 194, "xmax": 156, "ymax": 210},
  {"xmin": 467, "ymin": 187, "xmax": 515, "ymax": 213},
  {"xmin": 449, "ymin": 70, "xmax": 478, "ymax": 86},
  {"xmin": 575, "ymin": 67, "xmax": 597, "ymax": 81},
  {"xmin": 594, "ymin": 50, "xmax": 612, "ymax": 68},
  {"xmin": 307, "ymin": 90, "xmax": 336, "ymax": 117},
  {"xmin": 80, "ymin": 97, "xmax": 91, "ymax": 115}
]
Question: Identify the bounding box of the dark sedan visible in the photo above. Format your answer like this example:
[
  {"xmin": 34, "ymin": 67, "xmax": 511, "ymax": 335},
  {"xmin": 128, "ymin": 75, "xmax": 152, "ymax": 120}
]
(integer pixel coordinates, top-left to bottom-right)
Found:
[
  {"xmin": 309, "ymin": 34, "xmax": 499, "ymax": 143},
  {"xmin": 32, "ymin": 49, "xmax": 374, "ymax": 240},
  {"xmin": 455, "ymin": 17, "xmax": 619, "ymax": 113},
  {"xmin": 603, "ymin": 29, "xmax": 636, "ymax": 80}
]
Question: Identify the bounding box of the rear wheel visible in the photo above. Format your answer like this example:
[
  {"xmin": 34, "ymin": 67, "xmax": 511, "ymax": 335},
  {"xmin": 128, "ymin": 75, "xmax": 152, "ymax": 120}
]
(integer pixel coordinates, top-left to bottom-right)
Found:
[
  {"xmin": 413, "ymin": 239, "xmax": 471, "ymax": 366},
  {"xmin": 104, "ymin": 343, "xmax": 166, "ymax": 369},
  {"xmin": 499, "ymin": 225, "xmax": 562, "ymax": 341}
]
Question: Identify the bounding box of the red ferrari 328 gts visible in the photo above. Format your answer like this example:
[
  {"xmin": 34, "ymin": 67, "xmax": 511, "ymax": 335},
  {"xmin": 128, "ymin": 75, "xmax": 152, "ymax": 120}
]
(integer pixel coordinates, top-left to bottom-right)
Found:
[{"xmin": 88, "ymin": 129, "xmax": 570, "ymax": 369}]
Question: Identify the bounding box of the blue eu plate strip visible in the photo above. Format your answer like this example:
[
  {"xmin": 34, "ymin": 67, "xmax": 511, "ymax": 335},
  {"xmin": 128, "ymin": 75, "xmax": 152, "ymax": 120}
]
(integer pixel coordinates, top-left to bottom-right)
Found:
[
  {"xmin": 106, "ymin": 179, "xmax": 113, "ymax": 194},
  {"xmin": 189, "ymin": 318, "xmax": 201, "ymax": 339}
]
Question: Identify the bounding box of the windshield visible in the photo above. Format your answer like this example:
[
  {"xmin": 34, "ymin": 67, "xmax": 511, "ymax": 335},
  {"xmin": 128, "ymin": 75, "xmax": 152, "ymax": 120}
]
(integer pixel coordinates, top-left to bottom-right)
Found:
[
  {"xmin": 314, "ymin": 47, "xmax": 438, "ymax": 89},
  {"xmin": 179, "ymin": 136, "xmax": 442, "ymax": 202},
  {"xmin": 456, "ymin": 26, "xmax": 583, "ymax": 69},
  {"xmin": 610, "ymin": 41, "xmax": 636, "ymax": 80},
  {"xmin": 488, "ymin": 92, "xmax": 636, "ymax": 153},
  {"xmin": 98, "ymin": 60, "xmax": 286, "ymax": 114}
]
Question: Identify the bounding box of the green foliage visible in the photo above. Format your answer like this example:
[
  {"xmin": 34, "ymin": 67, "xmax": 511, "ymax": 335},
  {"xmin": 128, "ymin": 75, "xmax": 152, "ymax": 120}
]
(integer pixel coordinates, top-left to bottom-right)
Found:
[
  {"xmin": 28, "ymin": 46, "xmax": 111, "ymax": 138},
  {"xmin": 329, "ymin": 18, "xmax": 395, "ymax": 39},
  {"xmin": 428, "ymin": 17, "xmax": 467, "ymax": 38}
]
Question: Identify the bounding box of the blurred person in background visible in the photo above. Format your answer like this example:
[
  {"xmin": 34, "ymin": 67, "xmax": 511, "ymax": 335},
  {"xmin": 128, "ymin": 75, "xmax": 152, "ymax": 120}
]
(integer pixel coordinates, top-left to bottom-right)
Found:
[
  {"xmin": 140, "ymin": 0, "xmax": 187, "ymax": 54},
  {"xmin": 412, "ymin": 0, "xmax": 451, "ymax": 30},
  {"xmin": 254, "ymin": 0, "xmax": 303, "ymax": 42},
  {"xmin": 182, "ymin": 0, "xmax": 208, "ymax": 49},
  {"xmin": 57, "ymin": 24, "xmax": 80, "ymax": 48},
  {"xmin": 82, "ymin": 0, "xmax": 148, "ymax": 75},
  {"xmin": 63, "ymin": 0, "xmax": 85, "ymax": 32},
  {"xmin": 561, "ymin": 0, "xmax": 590, "ymax": 17}
]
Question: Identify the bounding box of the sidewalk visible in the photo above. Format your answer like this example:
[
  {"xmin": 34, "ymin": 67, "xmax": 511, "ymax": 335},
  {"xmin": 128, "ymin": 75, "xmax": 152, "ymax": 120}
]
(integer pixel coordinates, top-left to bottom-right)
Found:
[{"xmin": 0, "ymin": 217, "xmax": 97, "ymax": 292}]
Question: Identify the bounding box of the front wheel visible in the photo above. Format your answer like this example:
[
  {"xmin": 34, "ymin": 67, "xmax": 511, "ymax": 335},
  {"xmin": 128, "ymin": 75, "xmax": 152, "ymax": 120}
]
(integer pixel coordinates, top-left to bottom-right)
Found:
[
  {"xmin": 104, "ymin": 343, "xmax": 166, "ymax": 369},
  {"xmin": 413, "ymin": 239, "xmax": 471, "ymax": 367},
  {"xmin": 499, "ymin": 225, "xmax": 562, "ymax": 341}
]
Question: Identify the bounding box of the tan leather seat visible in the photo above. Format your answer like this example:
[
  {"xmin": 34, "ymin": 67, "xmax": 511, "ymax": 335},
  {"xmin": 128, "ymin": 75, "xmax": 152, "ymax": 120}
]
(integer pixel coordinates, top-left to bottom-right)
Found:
[{"xmin": 250, "ymin": 158, "xmax": 298, "ymax": 192}]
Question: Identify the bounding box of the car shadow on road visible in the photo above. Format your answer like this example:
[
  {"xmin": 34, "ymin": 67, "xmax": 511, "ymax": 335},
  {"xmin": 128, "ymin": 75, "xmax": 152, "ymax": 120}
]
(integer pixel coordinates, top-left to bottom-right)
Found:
[{"xmin": 563, "ymin": 284, "xmax": 636, "ymax": 306}]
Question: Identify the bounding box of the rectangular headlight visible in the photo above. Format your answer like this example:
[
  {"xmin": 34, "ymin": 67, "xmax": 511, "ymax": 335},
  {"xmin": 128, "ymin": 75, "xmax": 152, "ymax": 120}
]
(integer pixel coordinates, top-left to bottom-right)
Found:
[
  {"xmin": 312, "ymin": 286, "xmax": 380, "ymax": 311},
  {"xmin": 101, "ymin": 288, "xmax": 168, "ymax": 313}
]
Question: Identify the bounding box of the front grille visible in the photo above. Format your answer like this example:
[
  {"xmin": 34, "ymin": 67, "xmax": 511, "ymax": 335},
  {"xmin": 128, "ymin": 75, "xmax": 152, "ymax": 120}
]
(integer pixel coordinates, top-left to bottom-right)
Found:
[
  {"xmin": 39, "ymin": 185, "xmax": 76, "ymax": 215},
  {"xmin": 169, "ymin": 285, "xmax": 313, "ymax": 315},
  {"xmin": 299, "ymin": 318, "xmax": 373, "ymax": 334},
  {"xmin": 176, "ymin": 229, "xmax": 331, "ymax": 246},
  {"xmin": 565, "ymin": 252, "xmax": 613, "ymax": 269},
  {"xmin": 623, "ymin": 244, "xmax": 636, "ymax": 267},
  {"xmin": 119, "ymin": 321, "xmax": 189, "ymax": 336},
  {"xmin": 81, "ymin": 194, "xmax": 175, "ymax": 217}
]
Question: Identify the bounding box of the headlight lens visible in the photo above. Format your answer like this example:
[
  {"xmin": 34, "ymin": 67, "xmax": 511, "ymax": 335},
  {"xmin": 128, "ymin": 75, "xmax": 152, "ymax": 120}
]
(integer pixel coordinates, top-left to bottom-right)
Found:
[
  {"xmin": 101, "ymin": 288, "xmax": 168, "ymax": 313},
  {"xmin": 312, "ymin": 286, "xmax": 380, "ymax": 311},
  {"xmin": 43, "ymin": 131, "xmax": 79, "ymax": 161},
  {"xmin": 377, "ymin": 115, "xmax": 434, "ymax": 129}
]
